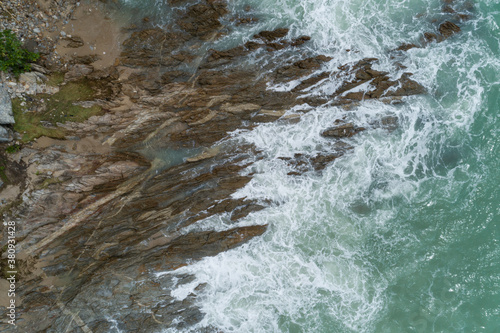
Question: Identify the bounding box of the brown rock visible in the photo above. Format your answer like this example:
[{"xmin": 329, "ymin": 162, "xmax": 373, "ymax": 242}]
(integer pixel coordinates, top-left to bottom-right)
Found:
[
  {"xmin": 203, "ymin": 46, "xmax": 247, "ymax": 68},
  {"xmin": 120, "ymin": 28, "xmax": 190, "ymax": 67},
  {"xmin": 355, "ymin": 69, "xmax": 372, "ymax": 80},
  {"xmin": 63, "ymin": 36, "xmax": 84, "ymax": 48},
  {"xmin": 439, "ymin": 21, "xmax": 461, "ymax": 39},
  {"xmin": 70, "ymin": 54, "xmax": 100, "ymax": 65},
  {"xmin": 292, "ymin": 72, "xmax": 329, "ymax": 92},
  {"xmin": 442, "ymin": 5, "xmax": 456, "ymax": 13},
  {"xmin": 396, "ymin": 43, "xmax": 418, "ymax": 51},
  {"xmin": 310, "ymin": 154, "xmax": 340, "ymax": 171},
  {"xmin": 321, "ymin": 123, "xmax": 365, "ymax": 138},
  {"xmin": 235, "ymin": 17, "xmax": 259, "ymax": 26},
  {"xmin": 291, "ymin": 36, "xmax": 311, "ymax": 46},
  {"xmin": 165, "ymin": 225, "xmax": 267, "ymax": 262},
  {"xmin": 244, "ymin": 41, "xmax": 262, "ymax": 51},
  {"xmin": 177, "ymin": 0, "xmax": 229, "ymax": 39},
  {"xmin": 344, "ymin": 91, "xmax": 367, "ymax": 101},
  {"xmin": 389, "ymin": 73, "xmax": 426, "ymax": 96},
  {"xmin": 381, "ymin": 115, "xmax": 398, "ymax": 131},
  {"xmin": 266, "ymin": 42, "xmax": 288, "ymax": 51},
  {"xmin": 64, "ymin": 64, "xmax": 94, "ymax": 81},
  {"xmin": 275, "ymin": 55, "xmax": 332, "ymax": 82},
  {"xmin": 254, "ymin": 28, "xmax": 289, "ymax": 41},
  {"xmin": 161, "ymin": 70, "xmax": 191, "ymax": 84},
  {"xmin": 424, "ymin": 32, "xmax": 439, "ymax": 43}
]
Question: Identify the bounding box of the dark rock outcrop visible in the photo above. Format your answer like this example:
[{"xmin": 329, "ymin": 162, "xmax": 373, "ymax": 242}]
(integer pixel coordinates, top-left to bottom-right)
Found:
[
  {"xmin": 176, "ymin": 0, "xmax": 229, "ymax": 39},
  {"xmin": 321, "ymin": 122, "xmax": 365, "ymax": 138},
  {"xmin": 439, "ymin": 21, "xmax": 461, "ymax": 39},
  {"xmin": 0, "ymin": 126, "xmax": 13, "ymax": 142},
  {"xmin": 274, "ymin": 55, "xmax": 332, "ymax": 83}
]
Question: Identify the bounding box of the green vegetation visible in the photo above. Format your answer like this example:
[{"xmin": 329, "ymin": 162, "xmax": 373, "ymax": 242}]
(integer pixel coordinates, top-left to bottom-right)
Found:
[
  {"xmin": 5, "ymin": 144, "xmax": 20, "ymax": 154},
  {"xmin": 46, "ymin": 72, "xmax": 65, "ymax": 87},
  {"xmin": 0, "ymin": 29, "xmax": 39, "ymax": 76},
  {"xmin": 37, "ymin": 177, "xmax": 63, "ymax": 190},
  {"xmin": 0, "ymin": 165, "xmax": 7, "ymax": 183},
  {"xmin": 12, "ymin": 79, "xmax": 102, "ymax": 142}
]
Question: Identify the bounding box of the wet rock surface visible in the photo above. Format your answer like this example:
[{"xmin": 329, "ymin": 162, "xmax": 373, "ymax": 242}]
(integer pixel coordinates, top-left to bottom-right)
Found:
[
  {"xmin": 0, "ymin": 0, "xmax": 465, "ymax": 331},
  {"xmin": 321, "ymin": 122, "xmax": 365, "ymax": 138},
  {"xmin": 0, "ymin": 126, "xmax": 13, "ymax": 142},
  {"xmin": 439, "ymin": 21, "xmax": 461, "ymax": 39}
]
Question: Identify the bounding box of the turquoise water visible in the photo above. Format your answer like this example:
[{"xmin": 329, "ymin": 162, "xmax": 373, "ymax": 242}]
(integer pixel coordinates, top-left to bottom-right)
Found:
[{"xmin": 117, "ymin": 0, "xmax": 500, "ymax": 332}]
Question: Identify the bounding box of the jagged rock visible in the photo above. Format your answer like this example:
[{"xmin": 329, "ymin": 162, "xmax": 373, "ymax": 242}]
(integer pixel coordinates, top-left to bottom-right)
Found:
[
  {"xmin": 396, "ymin": 43, "xmax": 418, "ymax": 51},
  {"xmin": 165, "ymin": 225, "xmax": 268, "ymax": 264},
  {"xmin": 292, "ymin": 72, "xmax": 329, "ymax": 92},
  {"xmin": 0, "ymin": 85, "xmax": 14, "ymax": 124},
  {"xmin": 70, "ymin": 54, "xmax": 101, "ymax": 65},
  {"xmin": 439, "ymin": 21, "xmax": 461, "ymax": 39},
  {"xmin": 63, "ymin": 36, "xmax": 85, "ymax": 48},
  {"xmin": 424, "ymin": 32, "xmax": 439, "ymax": 43},
  {"xmin": 161, "ymin": 70, "xmax": 191, "ymax": 83},
  {"xmin": 344, "ymin": 91, "xmax": 367, "ymax": 101},
  {"xmin": 321, "ymin": 123, "xmax": 365, "ymax": 138},
  {"xmin": 291, "ymin": 35, "xmax": 311, "ymax": 46},
  {"xmin": 202, "ymin": 46, "xmax": 247, "ymax": 68},
  {"xmin": 280, "ymin": 152, "xmax": 342, "ymax": 175},
  {"xmin": 330, "ymin": 58, "xmax": 425, "ymax": 102},
  {"xmin": 120, "ymin": 28, "xmax": 190, "ymax": 67},
  {"xmin": 30, "ymin": 63, "xmax": 49, "ymax": 74},
  {"xmin": 254, "ymin": 28, "xmax": 289, "ymax": 41},
  {"xmin": 235, "ymin": 16, "xmax": 259, "ymax": 26},
  {"xmin": 244, "ymin": 40, "xmax": 262, "ymax": 51},
  {"xmin": 442, "ymin": 5, "xmax": 456, "ymax": 13},
  {"xmin": 23, "ymin": 38, "xmax": 41, "ymax": 54},
  {"xmin": 389, "ymin": 73, "xmax": 426, "ymax": 96},
  {"xmin": 275, "ymin": 55, "xmax": 332, "ymax": 82},
  {"xmin": 18, "ymin": 72, "xmax": 40, "ymax": 86},
  {"xmin": 177, "ymin": 0, "xmax": 229, "ymax": 39},
  {"xmin": 64, "ymin": 64, "xmax": 94, "ymax": 81},
  {"xmin": 0, "ymin": 125, "xmax": 13, "ymax": 142},
  {"xmin": 311, "ymin": 154, "xmax": 341, "ymax": 171}
]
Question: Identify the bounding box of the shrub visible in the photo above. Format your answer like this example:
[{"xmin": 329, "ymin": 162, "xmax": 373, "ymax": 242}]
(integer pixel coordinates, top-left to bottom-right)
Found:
[
  {"xmin": 0, "ymin": 29, "xmax": 40, "ymax": 76},
  {"xmin": 5, "ymin": 144, "xmax": 20, "ymax": 153}
]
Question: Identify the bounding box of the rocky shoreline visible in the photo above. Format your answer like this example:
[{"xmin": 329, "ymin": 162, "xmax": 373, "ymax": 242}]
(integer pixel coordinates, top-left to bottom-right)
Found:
[{"xmin": 0, "ymin": 0, "xmax": 469, "ymax": 331}]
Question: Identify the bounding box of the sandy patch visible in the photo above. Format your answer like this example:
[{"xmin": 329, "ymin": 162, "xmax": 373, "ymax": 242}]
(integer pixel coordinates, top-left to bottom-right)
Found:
[
  {"xmin": 51, "ymin": 1, "xmax": 130, "ymax": 70},
  {"xmin": 0, "ymin": 184, "xmax": 21, "ymax": 203}
]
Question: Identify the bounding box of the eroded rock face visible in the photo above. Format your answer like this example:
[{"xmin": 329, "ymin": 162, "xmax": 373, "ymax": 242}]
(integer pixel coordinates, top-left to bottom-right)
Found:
[
  {"xmin": 0, "ymin": 0, "xmax": 454, "ymax": 331},
  {"xmin": 439, "ymin": 21, "xmax": 461, "ymax": 39},
  {"xmin": 0, "ymin": 126, "xmax": 13, "ymax": 142},
  {"xmin": 321, "ymin": 123, "xmax": 365, "ymax": 138},
  {"xmin": 177, "ymin": 0, "xmax": 229, "ymax": 39},
  {"xmin": 64, "ymin": 64, "xmax": 94, "ymax": 81}
]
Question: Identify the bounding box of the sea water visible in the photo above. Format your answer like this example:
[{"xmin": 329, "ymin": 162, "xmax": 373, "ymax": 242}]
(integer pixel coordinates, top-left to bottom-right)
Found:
[{"xmin": 122, "ymin": 0, "xmax": 499, "ymax": 331}]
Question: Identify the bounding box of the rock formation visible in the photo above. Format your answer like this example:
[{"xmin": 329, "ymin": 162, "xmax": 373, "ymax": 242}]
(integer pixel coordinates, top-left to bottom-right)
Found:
[{"xmin": 0, "ymin": 0, "xmax": 466, "ymax": 331}]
